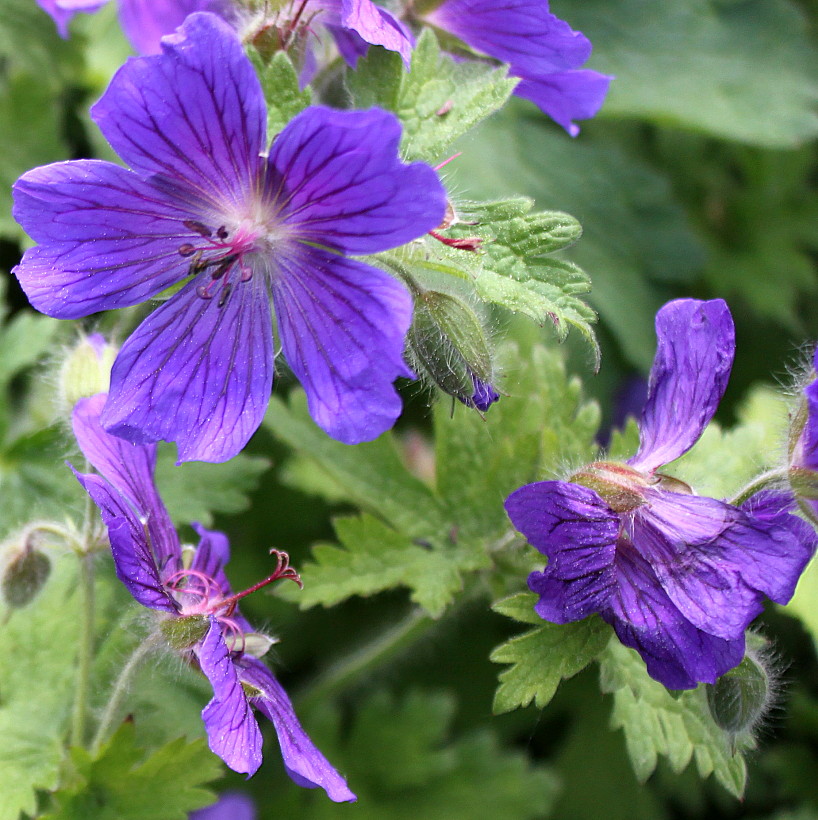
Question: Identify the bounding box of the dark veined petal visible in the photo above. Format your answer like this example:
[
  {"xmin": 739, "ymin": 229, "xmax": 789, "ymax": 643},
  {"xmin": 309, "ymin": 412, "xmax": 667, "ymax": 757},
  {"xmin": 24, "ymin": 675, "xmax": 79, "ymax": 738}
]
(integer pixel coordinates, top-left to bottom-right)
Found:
[
  {"xmin": 91, "ymin": 13, "xmax": 265, "ymax": 211},
  {"xmin": 606, "ymin": 546, "xmax": 745, "ymax": 689},
  {"xmin": 101, "ymin": 274, "xmax": 274, "ymax": 464},
  {"xmin": 265, "ymin": 107, "xmax": 446, "ymax": 255},
  {"xmin": 273, "ymin": 248, "xmax": 413, "ymax": 444},
  {"xmin": 514, "ymin": 69, "xmax": 613, "ymax": 137},
  {"xmin": 72, "ymin": 472, "xmax": 178, "ymax": 612},
  {"xmin": 72, "ymin": 394, "xmax": 179, "ymax": 571},
  {"xmin": 505, "ymin": 480, "xmax": 620, "ymax": 575},
  {"xmin": 339, "ymin": 0, "xmax": 413, "ymax": 66},
  {"xmin": 528, "ymin": 566, "xmax": 614, "ymax": 624},
  {"xmin": 239, "ymin": 658, "xmax": 356, "ymax": 802},
  {"xmin": 630, "ymin": 299, "xmax": 735, "ymax": 473},
  {"xmin": 117, "ymin": 0, "xmax": 235, "ymax": 55},
  {"xmin": 424, "ymin": 0, "xmax": 592, "ymax": 75},
  {"xmin": 197, "ymin": 619, "xmax": 263, "ymax": 776},
  {"xmin": 12, "ymin": 160, "xmax": 198, "ymax": 318},
  {"xmin": 633, "ymin": 491, "xmax": 766, "ymax": 640},
  {"xmin": 36, "ymin": 0, "xmax": 107, "ymax": 37}
]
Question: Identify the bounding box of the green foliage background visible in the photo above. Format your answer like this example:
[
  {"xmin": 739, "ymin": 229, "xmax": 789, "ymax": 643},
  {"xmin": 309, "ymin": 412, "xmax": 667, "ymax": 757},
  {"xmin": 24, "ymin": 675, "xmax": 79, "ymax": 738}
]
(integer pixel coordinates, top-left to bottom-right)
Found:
[{"xmin": 3, "ymin": 0, "xmax": 818, "ymax": 818}]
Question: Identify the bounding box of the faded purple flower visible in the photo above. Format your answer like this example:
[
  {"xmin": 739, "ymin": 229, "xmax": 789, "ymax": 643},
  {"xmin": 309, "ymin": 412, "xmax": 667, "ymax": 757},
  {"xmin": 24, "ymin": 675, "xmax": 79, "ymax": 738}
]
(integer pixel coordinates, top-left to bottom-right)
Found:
[
  {"xmin": 14, "ymin": 13, "xmax": 446, "ymax": 463},
  {"xmin": 36, "ymin": 0, "xmax": 232, "ymax": 52},
  {"xmin": 72, "ymin": 392, "xmax": 355, "ymax": 801},
  {"xmin": 505, "ymin": 299, "xmax": 816, "ymax": 689},
  {"xmin": 416, "ymin": 0, "xmax": 612, "ymax": 135},
  {"xmin": 190, "ymin": 792, "xmax": 255, "ymax": 820}
]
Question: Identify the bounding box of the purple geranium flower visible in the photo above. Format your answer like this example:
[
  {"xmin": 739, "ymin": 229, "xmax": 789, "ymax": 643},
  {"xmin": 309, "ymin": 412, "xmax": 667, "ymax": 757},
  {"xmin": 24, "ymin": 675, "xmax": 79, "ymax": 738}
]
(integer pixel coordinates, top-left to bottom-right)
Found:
[
  {"xmin": 189, "ymin": 792, "xmax": 255, "ymax": 820},
  {"xmin": 415, "ymin": 0, "xmax": 612, "ymax": 135},
  {"xmin": 36, "ymin": 0, "xmax": 233, "ymax": 52},
  {"xmin": 505, "ymin": 299, "xmax": 816, "ymax": 689},
  {"xmin": 72, "ymin": 392, "xmax": 355, "ymax": 801},
  {"xmin": 14, "ymin": 13, "xmax": 446, "ymax": 463}
]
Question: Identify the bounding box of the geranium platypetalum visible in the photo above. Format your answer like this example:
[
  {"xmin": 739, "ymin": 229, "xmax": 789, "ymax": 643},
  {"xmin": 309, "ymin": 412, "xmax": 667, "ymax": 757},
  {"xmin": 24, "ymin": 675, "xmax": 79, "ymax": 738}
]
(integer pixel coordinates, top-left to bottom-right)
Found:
[
  {"xmin": 72, "ymin": 393, "xmax": 356, "ymax": 801},
  {"xmin": 13, "ymin": 12, "xmax": 446, "ymax": 463},
  {"xmin": 505, "ymin": 299, "xmax": 816, "ymax": 689},
  {"xmin": 417, "ymin": 0, "xmax": 611, "ymax": 135}
]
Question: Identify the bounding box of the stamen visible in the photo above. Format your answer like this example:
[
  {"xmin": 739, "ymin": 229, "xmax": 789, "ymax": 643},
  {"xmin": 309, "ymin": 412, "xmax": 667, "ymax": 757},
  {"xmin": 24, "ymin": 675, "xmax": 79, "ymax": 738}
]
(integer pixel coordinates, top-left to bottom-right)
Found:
[
  {"xmin": 178, "ymin": 243, "xmax": 196, "ymax": 257},
  {"xmin": 215, "ymin": 550, "xmax": 303, "ymax": 617},
  {"xmin": 217, "ymin": 283, "xmax": 233, "ymax": 308},
  {"xmin": 434, "ymin": 152, "xmax": 462, "ymax": 171},
  {"xmin": 196, "ymin": 285, "xmax": 213, "ymax": 300},
  {"xmin": 183, "ymin": 219, "xmax": 213, "ymax": 238},
  {"xmin": 216, "ymin": 225, "xmax": 229, "ymax": 240}
]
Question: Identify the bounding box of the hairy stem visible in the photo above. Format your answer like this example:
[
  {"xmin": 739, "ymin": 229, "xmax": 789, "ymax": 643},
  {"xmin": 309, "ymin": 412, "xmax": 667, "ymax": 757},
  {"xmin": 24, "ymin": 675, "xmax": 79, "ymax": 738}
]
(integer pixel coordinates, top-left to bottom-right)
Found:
[
  {"xmin": 70, "ymin": 551, "xmax": 96, "ymax": 747},
  {"xmin": 295, "ymin": 608, "xmax": 434, "ymax": 712},
  {"xmin": 730, "ymin": 468, "xmax": 789, "ymax": 507},
  {"xmin": 92, "ymin": 633, "xmax": 162, "ymax": 755}
]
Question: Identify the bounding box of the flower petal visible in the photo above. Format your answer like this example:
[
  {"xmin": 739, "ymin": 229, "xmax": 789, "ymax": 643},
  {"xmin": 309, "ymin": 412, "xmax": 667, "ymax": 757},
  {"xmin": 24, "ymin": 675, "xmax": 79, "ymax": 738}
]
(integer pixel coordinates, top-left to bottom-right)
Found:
[
  {"xmin": 633, "ymin": 492, "xmax": 765, "ymax": 640},
  {"xmin": 505, "ymin": 480, "xmax": 619, "ymax": 575},
  {"xmin": 606, "ymin": 546, "xmax": 745, "ymax": 689},
  {"xmin": 630, "ymin": 299, "xmax": 735, "ymax": 473},
  {"xmin": 266, "ymin": 107, "xmax": 446, "ymax": 255},
  {"xmin": 527, "ymin": 567, "xmax": 614, "ymax": 624},
  {"xmin": 514, "ymin": 69, "xmax": 613, "ymax": 137},
  {"xmin": 73, "ymin": 394, "xmax": 179, "ymax": 571},
  {"xmin": 117, "ymin": 0, "xmax": 235, "ymax": 55},
  {"xmin": 198, "ymin": 619, "xmax": 263, "ymax": 776},
  {"xmin": 339, "ymin": 0, "xmax": 413, "ymax": 66},
  {"xmin": 424, "ymin": 0, "xmax": 592, "ymax": 75},
  {"xmin": 189, "ymin": 793, "xmax": 256, "ymax": 820},
  {"xmin": 802, "ymin": 348, "xmax": 818, "ymax": 470},
  {"xmin": 101, "ymin": 274, "xmax": 274, "ymax": 464},
  {"xmin": 36, "ymin": 0, "xmax": 107, "ymax": 37},
  {"xmin": 73, "ymin": 472, "xmax": 177, "ymax": 612},
  {"xmin": 12, "ymin": 160, "xmax": 200, "ymax": 318},
  {"xmin": 239, "ymin": 658, "xmax": 356, "ymax": 802},
  {"xmin": 91, "ymin": 13, "xmax": 265, "ymax": 210},
  {"xmin": 273, "ymin": 249, "xmax": 412, "ymax": 444}
]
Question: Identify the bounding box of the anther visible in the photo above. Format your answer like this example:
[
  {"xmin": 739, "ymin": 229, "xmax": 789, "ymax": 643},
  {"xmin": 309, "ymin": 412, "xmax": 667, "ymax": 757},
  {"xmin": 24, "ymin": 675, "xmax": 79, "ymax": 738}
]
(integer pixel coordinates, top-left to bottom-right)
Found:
[
  {"xmin": 196, "ymin": 285, "xmax": 213, "ymax": 300},
  {"xmin": 217, "ymin": 283, "xmax": 233, "ymax": 308},
  {"xmin": 178, "ymin": 243, "xmax": 196, "ymax": 257},
  {"xmin": 216, "ymin": 225, "xmax": 229, "ymax": 240},
  {"xmin": 183, "ymin": 219, "xmax": 213, "ymax": 238},
  {"xmin": 188, "ymin": 250, "xmax": 205, "ymax": 275}
]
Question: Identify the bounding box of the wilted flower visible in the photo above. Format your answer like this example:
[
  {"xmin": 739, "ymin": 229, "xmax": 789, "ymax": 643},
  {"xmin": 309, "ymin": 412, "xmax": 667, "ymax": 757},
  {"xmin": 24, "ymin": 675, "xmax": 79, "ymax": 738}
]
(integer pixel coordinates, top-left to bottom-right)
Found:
[
  {"xmin": 14, "ymin": 13, "xmax": 446, "ymax": 463},
  {"xmin": 505, "ymin": 299, "xmax": 816, "ymax": 689},
  {"xmin": 72, "ymin": 392, "xmax": 355, "ymax": 801},
  {"xmin": 413, "ymin": 0, "xmax": 611, "ymax": 135}
]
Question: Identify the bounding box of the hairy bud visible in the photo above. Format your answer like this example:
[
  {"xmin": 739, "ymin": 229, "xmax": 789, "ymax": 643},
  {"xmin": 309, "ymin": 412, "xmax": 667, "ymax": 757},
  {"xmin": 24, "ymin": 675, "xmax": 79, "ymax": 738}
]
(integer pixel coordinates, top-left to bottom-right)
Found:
[
  {"xmin": 2, "ymin": 535, "xmax": 51, "ymax": 609},
  {"xmin": 58, "ymin": 333, "xmax": 117, "ymax": 411},
  {"xmin": 407, "ymin": 289, "xmax": 499, "ymax": 411}
]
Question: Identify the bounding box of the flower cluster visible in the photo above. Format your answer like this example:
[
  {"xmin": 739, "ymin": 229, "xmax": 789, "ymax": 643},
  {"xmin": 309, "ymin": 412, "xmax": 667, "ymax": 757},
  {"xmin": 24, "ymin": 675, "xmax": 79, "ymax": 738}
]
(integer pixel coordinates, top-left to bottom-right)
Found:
[
  {"xmin": 72, "ymin": 393, "xmax": 355, "ymax": 801},
  {"xmin": 505, "ymin": 299, "xmax": 816, "ymax": 688}
]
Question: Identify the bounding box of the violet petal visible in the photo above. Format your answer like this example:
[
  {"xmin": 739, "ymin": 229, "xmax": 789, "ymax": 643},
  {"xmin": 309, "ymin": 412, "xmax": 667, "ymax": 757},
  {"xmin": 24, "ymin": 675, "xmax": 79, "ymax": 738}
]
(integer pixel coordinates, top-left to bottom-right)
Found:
[
  {"xmin": 91, "ymin": 13, "xmax": 265, "ymax": 209},
  {"xmin": 339, "ymin": 0, "xmax": 413, "ymax": 66},
  {"xmin": 239, "ymin": 658, "xmax": 356, "ymax": 802},
  {"xmin": 101, "ymin": 273, "xmax": 274, "ymax": 464},
  {"xmin": 272, "ymin": 249, "xmax": 413, "ymax": 444},
  {"xmin": 630, "ymin": 299, "xmax": 735, "ymax": 473},
  {"xmin": 198, "ymin": 619, "xmax": 263, "ymax": 776}
]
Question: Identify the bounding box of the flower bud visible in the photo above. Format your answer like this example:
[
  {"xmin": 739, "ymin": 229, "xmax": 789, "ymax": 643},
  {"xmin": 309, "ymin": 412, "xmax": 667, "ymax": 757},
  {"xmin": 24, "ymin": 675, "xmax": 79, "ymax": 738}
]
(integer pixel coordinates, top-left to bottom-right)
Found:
[
  {"xmin": 706, "ymin": 649, "xmax": 771, "ymax": 737},
  {"xmin": 58, "ymin": 333, "xmax": 117, "ymax": 411},
  {"xmin": 160, "ymin": 614, "xmax": 210, "ymax": 650},
  {"xmin": 407, "ymin": 289, "xmax": 499, "ymax": 411},
  {"xmin": 243, "ymin": 632, "xmax": 278, "ymax": 659},
  {"xmin": 1, "ymin": 537, "xmax": 51, "ymax": 609}
]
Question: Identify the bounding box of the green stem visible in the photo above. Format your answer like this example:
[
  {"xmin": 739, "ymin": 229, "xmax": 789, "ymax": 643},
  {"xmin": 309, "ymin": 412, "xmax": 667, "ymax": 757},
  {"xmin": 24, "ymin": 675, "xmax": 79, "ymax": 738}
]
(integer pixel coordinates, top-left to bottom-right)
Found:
[
  {"xmin": 730, "ymin": 468, "xmax": 789, "ymax": 507},
  {"xmin": 70, "ymin": 551, "xmax": 95, "ymax": 748},
  {"xmin": 92, "ymin": 633, "xmax": 161, "ymax": 755},
  {"xmin": 295, "ymin": 608, "xmax": 434, "ymax": 712}
]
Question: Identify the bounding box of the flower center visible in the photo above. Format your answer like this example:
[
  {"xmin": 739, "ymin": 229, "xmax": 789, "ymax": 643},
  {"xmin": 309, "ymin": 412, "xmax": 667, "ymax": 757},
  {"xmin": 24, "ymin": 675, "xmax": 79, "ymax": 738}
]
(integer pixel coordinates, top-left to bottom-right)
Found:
[{"xmin": 178, "ymin": 219, "xmax": 263, "ymax": 307}]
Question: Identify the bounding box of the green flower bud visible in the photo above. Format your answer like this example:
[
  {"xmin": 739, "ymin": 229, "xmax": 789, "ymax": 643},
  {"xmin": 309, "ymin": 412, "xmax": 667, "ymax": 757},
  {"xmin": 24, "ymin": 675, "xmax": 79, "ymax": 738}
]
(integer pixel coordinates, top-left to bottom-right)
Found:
[
  {"xmin": 1, "ymin": 539, "xmax": 51, "ymax": 609},
  {"xmin": 160, "ymin": 614, "xmax": 210, "ymax": 650},
  {"xmin": 407, "ymin": 289, "xmax": 497, "ymax": 410},
  {"xmin": 706, "ymin": 652, "xmax": 770, "ymax": 736},
  {"xmin": 59, "ymin": 333, "xmax": 117, "ymax": 411}
]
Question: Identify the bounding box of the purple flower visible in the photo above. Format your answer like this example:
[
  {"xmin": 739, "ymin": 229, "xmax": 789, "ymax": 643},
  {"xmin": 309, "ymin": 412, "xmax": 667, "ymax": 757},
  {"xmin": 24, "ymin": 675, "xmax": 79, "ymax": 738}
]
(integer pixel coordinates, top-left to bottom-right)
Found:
[
  {"xmin": 14, "ymin": 13, "xmax": 446, "ymax": 463},
  {"xmin": 505, "ymin": 299, "xmax": 816, "ymax": 689},
  {"xmin": 417, "ymin": 0, "xmax": 612, "ymax": 136},
  {"xmin": 36, "ymin": 0, "xmax": 232, "ymax": 52},
  {"xmin": 72, "ymin": 392, "xmax": 356, "ymax": 801},
  {"xmin": 189, "ymin": 792, "xmax": 255, "ymax": 820},
  {"xmin": 466, "ymin": 374, "xmax": 499, "ymax": 412}
]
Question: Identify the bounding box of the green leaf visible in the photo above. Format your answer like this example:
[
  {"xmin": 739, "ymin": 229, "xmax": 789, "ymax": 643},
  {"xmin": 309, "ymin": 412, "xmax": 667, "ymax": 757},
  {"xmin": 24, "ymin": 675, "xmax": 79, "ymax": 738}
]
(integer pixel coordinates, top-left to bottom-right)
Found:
[
  {"xmin": 561, "ymin": 0, "xmax": 818, "ymax": 147},
  {"xmin": 247, "ymin": 47, "xmax": 312, "ymax": 140},
  {"xmin": 490, "ymin": 593, "xmax": 611, "ymax": 713},
  {"xmin": 154, "ymin": 447, "xmax": 270, "ymax": 527},
  {"xmin": 43, "ymin": 724, "xmax": 220, "ymax": 820},
  {"xmin": 599, "ymin": 639, "xmax": 748, "ymax": 797},
  {"xmin": 294, "ymin": 513, "xmax": 477, "ymax": 617},
  {"xmin": 348, "ymin": 29, "xmax": 516, "ymax": 162},
  {"xmin": 274, "ymin": 690, "xmax": 559, "ymax": 820}
]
